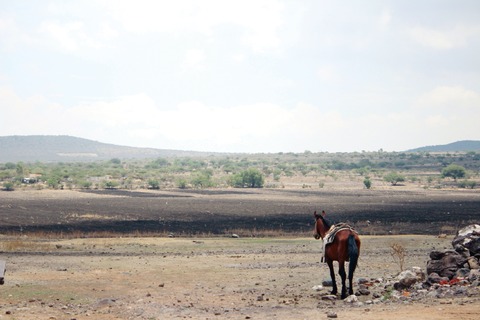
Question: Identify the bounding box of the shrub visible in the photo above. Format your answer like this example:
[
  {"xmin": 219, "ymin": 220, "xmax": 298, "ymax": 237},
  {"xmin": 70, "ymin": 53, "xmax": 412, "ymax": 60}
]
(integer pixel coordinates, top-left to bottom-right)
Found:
[
  {"xmin": 384, "ymin": 172, "xmax": 405, "ymax": 186},
  {"xmin": 148, "ymin": 179, "xmax": 160, "ymax": 189},
  {"xmin": 458, "ymin": 180, "xmax": 476, "ymax": 189},
  {"xmin": 104, "ymin": 181, "xmax": 119, "ymax": 189},
  {"xmin": 363, "ymin": 177, "xmax": 372, "ymax": 189},
  {"xmin": 3, "ymin": 181, "xmax": 15, "ymax": 191},
  {"xmin": 177, "ymin": 179, "xmax": 188, "ymax": 189},
  {"xmin": 441, "ymin": 164, "xmax": 466, "ymax": 181},
  {"xmin": 191, "ymin": 171, "xmax": 214, "ymax": 189},
  {"xmin": 230, "ymin": 168, "xmax": 264, "ymax": 188},
  {"xmin": 390, "ymin": 242, "xmax": 406, "ymax": 272}
]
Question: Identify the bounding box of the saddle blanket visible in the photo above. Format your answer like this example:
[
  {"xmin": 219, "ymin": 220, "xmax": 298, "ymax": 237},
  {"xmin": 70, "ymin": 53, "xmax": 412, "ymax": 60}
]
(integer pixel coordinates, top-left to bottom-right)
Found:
[{"xmin": 321, "ymin": 223, "xmax": 357, "ymax": 263}]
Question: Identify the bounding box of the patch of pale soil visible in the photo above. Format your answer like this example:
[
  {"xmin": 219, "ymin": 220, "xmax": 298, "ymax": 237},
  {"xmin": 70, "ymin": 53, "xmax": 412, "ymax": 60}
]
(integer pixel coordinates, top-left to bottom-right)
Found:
[{"xmin": 0, "ymin": 236, "xmax": 478, "ymax": 319}]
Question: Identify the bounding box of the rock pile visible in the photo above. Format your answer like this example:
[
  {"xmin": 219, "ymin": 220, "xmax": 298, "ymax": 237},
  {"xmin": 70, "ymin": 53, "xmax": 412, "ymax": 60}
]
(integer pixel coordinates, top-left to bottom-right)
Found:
[{"xmin": 426, "ymin": 224, "xmax": 480, "ymax": 285}]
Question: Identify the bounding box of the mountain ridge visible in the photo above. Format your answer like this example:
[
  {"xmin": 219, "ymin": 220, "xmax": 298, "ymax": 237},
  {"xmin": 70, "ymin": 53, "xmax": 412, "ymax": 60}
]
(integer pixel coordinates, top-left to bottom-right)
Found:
[
  {"xmin": 406, "ymin": 140, "xmax": 480, "ymax": 152},
  {"xmin": 0, "ymin": 135, "xmax": 210, "ymax": 162},
  {"xmin": 0, "ymin": 135, "xmax": 479, "ymax": 162}
]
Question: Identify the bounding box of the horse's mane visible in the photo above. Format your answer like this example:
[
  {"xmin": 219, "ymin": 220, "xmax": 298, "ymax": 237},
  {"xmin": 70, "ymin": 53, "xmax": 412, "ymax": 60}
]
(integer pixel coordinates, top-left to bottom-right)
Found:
[{"xmin": 320, "ymin": 215, "xmax": 333, "ymax": 229}]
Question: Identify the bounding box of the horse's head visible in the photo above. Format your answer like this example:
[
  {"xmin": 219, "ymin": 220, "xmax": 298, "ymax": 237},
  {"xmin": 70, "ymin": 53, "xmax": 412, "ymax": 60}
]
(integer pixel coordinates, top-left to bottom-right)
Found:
[{"xmin": 313, "ymin": 210, "xmax": 330, "ymax": 240}]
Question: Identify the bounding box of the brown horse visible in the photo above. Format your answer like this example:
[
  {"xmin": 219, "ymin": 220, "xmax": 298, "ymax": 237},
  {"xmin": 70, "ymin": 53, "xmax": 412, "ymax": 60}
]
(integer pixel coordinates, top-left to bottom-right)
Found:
[{"xmin": 313, "ymin": 210, "xmax": 361, "ymax": 299}]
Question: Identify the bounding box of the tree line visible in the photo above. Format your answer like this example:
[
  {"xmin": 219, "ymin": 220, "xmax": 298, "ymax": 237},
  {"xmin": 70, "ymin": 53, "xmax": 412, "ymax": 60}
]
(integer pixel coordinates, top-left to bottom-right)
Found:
[{"xmin": 1, "ymin": 151, "xmax": 478, "ymax": 191}]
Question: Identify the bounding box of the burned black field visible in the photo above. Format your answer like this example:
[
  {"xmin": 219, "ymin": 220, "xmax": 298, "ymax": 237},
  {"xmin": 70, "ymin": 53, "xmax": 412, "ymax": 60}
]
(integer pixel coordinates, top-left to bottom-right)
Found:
[{"xmin": 1, "ymin": 188, "xmax": 479, "ymax": 236}]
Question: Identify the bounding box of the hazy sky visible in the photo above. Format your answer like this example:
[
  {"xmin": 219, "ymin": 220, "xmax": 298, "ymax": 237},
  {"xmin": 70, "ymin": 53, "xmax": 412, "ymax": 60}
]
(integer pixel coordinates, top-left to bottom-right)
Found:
[{"xmin": 1, "ymin": 1, "xmax": 479, "ymax": 153}]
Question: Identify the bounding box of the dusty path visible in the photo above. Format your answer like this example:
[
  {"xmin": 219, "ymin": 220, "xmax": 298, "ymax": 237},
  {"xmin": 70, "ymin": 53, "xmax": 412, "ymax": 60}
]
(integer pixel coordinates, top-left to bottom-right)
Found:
[{"xmin": 1, "ymin": 235, "xmax": 479, "ymax": 319}]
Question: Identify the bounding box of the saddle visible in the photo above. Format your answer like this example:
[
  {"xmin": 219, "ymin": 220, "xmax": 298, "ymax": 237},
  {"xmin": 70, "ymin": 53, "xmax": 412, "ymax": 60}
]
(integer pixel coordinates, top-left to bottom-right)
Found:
[{"xmin": 321, "ymin": 223, "xmax": 357, "ymax": 263}]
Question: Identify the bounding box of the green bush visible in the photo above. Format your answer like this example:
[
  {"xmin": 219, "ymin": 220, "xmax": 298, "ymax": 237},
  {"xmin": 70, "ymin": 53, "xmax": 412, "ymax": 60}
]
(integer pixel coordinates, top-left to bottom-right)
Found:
[
  {"xmin": 3, "ymin": 181, "xmax": 15, "ymax": 191},
  {"xmin": 363, "ymin": 177, "xmax": 372, "ymax": 189},
  {"xmin": 177, "ymin": 178, "xmax": 188, "ymax": 189},
  {"xmin": 148, "ymin": 179, "xmax": 160, "ymax": 189},
  {"xmin": 458, "ymin": 180, "xmax": 476, "ymax": 189},
  {"xmin": 441, "ymin": 164, "xmax": 466, "ymax": 181},
  {"xmin": 104, "ymin": 181, "xmax": 119, "ymax": 189},
  {"xmin": 384, "ymin": 172, "xmax": 405, "ymax": 186},
  {"xmin": 191, "ymin": 171, "xmax": 214, "ymax": 188},
  {"xmin": 230, "ymin": 168, "xmax": 264, "ymax": 188}
]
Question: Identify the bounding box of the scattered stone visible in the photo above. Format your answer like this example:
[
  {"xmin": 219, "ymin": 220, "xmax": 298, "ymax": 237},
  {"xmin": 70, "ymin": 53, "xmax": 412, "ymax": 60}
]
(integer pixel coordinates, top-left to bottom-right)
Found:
[
  {"xmin": 456, "ymin": 268, "xmax": 471, "ymax": 278},
  {"xmin": 322, "ymin": 280, "xmax": 333, "ymax": 287},
  {"xmin": 326, "ymin": 311, "xmax": 338, "ymax": 318},
  {"xmin": 357, "ymin": 286, "xmax": 370, "ymax": 296},
  {"xmin": 411, "ymin": 266, "xmax": 426, "ymax": 282},
  {"xmin": 94, "ymin": 298, "xmax": 116, "ymax": 310},
  {"xmin": 312, "ymin": 285, "xmax": 324, "ymax": 291},
  {"xmin": 321, "ymin": 295, "xmax": 337, "ymax": 301},
  {"xmin": 344, "ymin": 295, "xmax": 358, "ymax": 303},
  {"xmin": 396, "ymin": 270, "xmax": 418, "ymax": 289},
  {"xmin": 467, "ymin": 257, "xmax": 480, "ymax": 269}
]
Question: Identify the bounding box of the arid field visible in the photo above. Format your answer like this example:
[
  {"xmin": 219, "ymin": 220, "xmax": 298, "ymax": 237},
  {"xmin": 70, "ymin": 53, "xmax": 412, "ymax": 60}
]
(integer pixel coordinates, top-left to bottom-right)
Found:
[{"xmin": 1, "ymin": 187, "xmax": 479, "ymax": 319}]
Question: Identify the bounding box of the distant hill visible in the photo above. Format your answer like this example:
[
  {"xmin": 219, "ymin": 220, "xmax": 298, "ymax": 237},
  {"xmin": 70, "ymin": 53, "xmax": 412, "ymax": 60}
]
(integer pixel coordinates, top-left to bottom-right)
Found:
[
  {"xmin": 0, "ymin": 135, "xmax": 210, "ymax": 162},
  {"xmin": 407, "ymin": 140, "xmax": 480, "ymax": 152},
  {"xmin": 2, "ymin": 136, "xmax": 479, "ymax": 163}
]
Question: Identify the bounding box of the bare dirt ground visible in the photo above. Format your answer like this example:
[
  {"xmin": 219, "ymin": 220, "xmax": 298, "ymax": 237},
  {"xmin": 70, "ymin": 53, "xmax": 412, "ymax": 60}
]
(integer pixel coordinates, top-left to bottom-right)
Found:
[
  {"xmin": 1, "ymin": 236, "xmax": 479, "ymax": 320},
  {"xmin": 0, "ymin": 187, "xmax": 480, "ymax": 319}
]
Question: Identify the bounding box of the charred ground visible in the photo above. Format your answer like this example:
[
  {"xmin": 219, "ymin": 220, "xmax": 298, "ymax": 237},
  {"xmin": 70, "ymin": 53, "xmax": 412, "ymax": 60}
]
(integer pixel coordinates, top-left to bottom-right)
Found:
[{"xmin": 1, "ymin": 188, "xmax": 479, "ymax": 236}]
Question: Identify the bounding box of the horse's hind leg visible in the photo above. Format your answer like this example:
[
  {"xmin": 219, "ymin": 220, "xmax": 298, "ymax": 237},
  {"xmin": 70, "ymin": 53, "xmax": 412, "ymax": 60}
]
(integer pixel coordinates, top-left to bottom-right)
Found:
[
  {"xmin": 338, "ymin": 262, "xmax": 347, "ymax": 299},
  {"xmin": 327, "ymin": 260, "xmax": 337, "ymax": 295},
  {"xmin": 348, "ymin": 269, "xmax": 354, "ymax": 295}
]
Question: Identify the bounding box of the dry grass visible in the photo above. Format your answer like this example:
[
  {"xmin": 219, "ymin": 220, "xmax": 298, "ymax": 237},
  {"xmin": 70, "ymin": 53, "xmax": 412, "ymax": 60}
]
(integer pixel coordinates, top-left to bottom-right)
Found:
[
  {"xmin": 0, "ymin": 238, "xmax": 54, "ymax": 252},
  {"xmin": 0, "ymin": 227, "xmax": 313, "ymax": 241}
]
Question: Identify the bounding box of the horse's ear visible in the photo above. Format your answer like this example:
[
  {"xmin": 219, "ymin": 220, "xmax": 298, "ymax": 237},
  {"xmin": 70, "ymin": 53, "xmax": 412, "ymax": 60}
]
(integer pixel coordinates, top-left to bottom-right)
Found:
[
  {"xmin": 313, "ymin": 211, "xmax": 318, "ymax": 218},
  {"xmin": 322, "ymin": 210, "xmax": 326, "ymax": 217}
]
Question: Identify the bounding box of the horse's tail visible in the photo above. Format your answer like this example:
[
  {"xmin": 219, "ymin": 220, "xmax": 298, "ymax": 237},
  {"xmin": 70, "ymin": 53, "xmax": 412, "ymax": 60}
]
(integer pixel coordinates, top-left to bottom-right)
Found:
[{"xmin": 348, "ymin": 234, "xmax": 359, "ymax": 278}]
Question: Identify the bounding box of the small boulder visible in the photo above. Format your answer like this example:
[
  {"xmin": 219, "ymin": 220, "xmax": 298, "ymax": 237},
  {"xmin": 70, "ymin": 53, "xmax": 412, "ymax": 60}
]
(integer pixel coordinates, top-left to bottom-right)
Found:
[
  {"xmin": 467, "ymin": 256, "xmax": 480, "ymax": 270},
  {"xmin": 322, "ymin": 280, "xmax": 333, "ymax": 287},
  {"xmin": 396, "ymin": 270, "xmax": 418, "ymax": 289},
  {"xmin": 344, "ymin": 295, "xmax": 358, "ymax": 303},
  {"xmin": 427, "ymin": 272, "xmax": 447, "ymax": 284},
  {"xmin": 452, "ymin": 224, "xmax": 480, "ymax": 256},
  {"xmin": 426, "ymin": 250, "xmax": 467, "ymax": 279},
  {"xmin": 456, "ymin": 268, "xmax": 471, "ymax": 278}
]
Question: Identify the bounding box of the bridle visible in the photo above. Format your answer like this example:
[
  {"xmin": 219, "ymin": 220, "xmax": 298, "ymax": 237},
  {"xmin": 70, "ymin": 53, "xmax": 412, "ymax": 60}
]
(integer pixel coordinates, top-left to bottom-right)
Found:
[{"xmin": 314, "ymin": 216, "xmax": 323, "ymax": 240}]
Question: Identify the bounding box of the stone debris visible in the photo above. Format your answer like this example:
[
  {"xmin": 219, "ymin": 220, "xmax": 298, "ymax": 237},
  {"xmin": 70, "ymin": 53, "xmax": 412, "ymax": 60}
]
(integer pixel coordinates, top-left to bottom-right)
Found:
[{"xmin": 452, "ymin": 224, "xmax": 480, "ymax": 256}]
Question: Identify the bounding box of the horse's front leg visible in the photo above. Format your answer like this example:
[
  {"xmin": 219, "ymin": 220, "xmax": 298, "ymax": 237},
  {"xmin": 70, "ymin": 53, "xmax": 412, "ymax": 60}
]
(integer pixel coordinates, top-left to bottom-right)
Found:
[
  {"xmin": 326, "ymin": 260, "xmax": 337, "ymax": 295},
  {"xmin": 338, "ymin": 262, "xmax": 347, "ymax": 299}
]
